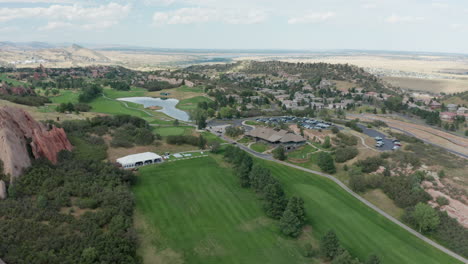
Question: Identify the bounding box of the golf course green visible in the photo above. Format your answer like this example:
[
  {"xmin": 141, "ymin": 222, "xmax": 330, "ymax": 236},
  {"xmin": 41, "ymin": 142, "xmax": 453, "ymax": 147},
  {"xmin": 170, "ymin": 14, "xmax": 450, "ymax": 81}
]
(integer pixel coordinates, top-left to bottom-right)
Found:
[{"xmin": 133, "ymin": 155, "xmax": 461, "ymax": 264}]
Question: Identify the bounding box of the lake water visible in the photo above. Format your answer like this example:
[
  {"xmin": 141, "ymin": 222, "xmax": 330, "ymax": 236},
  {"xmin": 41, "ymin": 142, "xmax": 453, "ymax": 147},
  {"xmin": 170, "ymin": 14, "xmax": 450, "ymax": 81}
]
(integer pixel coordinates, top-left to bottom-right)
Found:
[{"xmin": 117, "ymin": 97, "xmax": 190, "ymax": 121}]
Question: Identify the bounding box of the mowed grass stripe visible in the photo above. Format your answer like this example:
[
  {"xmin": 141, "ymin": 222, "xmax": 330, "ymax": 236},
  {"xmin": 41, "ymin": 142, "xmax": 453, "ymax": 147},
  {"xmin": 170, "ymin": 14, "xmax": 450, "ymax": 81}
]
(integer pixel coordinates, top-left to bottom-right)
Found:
[
  {"xmin": 134, "ymin": 157, "xmax": 309, "ymax": 264},
  {"xmin": 256, "ymin": 159, "xmax": 461, "ymax": 264}
]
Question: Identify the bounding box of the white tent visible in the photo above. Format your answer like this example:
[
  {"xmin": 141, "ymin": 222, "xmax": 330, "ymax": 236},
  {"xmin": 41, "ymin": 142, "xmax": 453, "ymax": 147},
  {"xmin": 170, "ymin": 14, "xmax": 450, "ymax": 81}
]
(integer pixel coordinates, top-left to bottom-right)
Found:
[{"xmin": 116, "ymin": 152, "xmax": 163, "ymax": 169}]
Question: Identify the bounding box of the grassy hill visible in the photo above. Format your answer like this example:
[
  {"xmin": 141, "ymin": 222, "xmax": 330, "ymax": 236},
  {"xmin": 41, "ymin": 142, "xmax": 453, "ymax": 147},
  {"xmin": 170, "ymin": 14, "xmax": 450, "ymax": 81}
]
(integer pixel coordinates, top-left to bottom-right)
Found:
[{"xmin": 133, "ymin": 155, "xmax": 461, "ymax": 264}]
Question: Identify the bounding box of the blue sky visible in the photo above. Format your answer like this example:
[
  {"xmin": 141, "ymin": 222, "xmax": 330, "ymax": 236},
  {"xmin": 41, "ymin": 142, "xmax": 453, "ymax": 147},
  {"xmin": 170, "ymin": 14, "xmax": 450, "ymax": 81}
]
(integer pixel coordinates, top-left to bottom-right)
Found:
[{"xmin": 1, "ymin": 0, "xmax": 468, "ymax": 53}]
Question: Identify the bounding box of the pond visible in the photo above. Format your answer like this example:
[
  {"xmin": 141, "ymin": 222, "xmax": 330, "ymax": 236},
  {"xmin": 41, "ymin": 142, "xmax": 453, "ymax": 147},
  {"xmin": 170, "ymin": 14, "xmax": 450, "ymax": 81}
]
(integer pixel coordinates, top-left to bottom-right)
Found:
[{"xmin": 117, "ymin": 97, "xmax": 190, "ymax": 121}]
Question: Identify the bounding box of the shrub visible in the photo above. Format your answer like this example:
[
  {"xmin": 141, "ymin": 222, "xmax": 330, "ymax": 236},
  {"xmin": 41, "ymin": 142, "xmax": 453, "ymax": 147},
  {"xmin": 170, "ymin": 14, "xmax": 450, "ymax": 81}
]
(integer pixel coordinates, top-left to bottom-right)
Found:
[
  {"xmin": 336, "ymin": 132, "xmax": 358, "ymax": 146},
  {"xmin": 436, "ymin": 196, "xmax": 449, "ymax": 206},
  {"xmin": 273, "ymin": 146, "xmax": 286, "ymax": 161},
  {"xmin": 356, "ymin": 156, "xmax": 384, "ymax": 173},
  {"xmin": 335, "ymin": 147, "xmax": 359, "ymax": 163}
]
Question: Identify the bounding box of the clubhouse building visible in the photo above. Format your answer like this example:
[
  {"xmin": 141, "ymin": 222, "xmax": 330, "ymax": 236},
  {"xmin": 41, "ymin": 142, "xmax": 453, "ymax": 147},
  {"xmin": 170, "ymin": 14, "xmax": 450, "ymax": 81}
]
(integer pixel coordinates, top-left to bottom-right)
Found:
[{"xmin": 245, "ymin": 127, "xmax": 306, "ymax": 150}]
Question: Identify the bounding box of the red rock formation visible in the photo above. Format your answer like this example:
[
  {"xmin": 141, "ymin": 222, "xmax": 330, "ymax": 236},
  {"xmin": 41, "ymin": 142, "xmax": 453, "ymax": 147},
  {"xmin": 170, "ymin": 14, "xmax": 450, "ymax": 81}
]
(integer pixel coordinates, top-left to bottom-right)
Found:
[{"xmin": 0, "ymin": 106, "xmax": 72, "ymax": 179}]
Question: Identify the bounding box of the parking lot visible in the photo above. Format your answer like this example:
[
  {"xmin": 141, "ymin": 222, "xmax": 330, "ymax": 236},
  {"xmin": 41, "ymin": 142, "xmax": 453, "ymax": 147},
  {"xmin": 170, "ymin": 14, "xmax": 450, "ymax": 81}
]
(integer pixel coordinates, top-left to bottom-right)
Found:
[{"xmin": 255, "ymin": 116, "xmax": 335, "ymax": 130}]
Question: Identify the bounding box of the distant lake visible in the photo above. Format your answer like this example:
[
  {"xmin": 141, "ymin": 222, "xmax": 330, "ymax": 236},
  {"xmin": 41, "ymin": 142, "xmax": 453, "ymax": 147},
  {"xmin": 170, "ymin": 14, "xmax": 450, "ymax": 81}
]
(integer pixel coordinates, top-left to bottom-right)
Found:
[{"xmin": 117, "ymin": 97, "xmax": 190, "ymax": 121}]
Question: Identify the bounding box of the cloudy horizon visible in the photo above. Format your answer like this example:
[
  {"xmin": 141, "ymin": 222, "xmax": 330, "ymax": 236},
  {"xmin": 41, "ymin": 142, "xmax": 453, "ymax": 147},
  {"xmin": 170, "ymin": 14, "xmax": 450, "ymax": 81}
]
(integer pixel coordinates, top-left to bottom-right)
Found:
[{"xmin": 1, "ymin": 0, "xmax": 467, "ymax": 53}]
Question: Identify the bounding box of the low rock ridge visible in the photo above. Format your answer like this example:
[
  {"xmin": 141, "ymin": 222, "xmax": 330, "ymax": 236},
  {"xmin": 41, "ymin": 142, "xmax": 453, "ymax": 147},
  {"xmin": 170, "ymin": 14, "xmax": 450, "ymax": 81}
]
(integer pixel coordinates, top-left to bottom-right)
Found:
[{"xmin": 0, "ymin": 106, "xmax": 72, "ymax": 181}]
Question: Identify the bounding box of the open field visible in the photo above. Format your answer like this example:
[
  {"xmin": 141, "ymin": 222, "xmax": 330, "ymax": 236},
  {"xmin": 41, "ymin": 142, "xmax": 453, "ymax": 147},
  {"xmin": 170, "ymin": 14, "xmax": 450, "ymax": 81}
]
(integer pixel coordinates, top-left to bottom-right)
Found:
[
  {"xmin": 133, "ymin": 156, "xmax": 314, "ymax": 264},
  {"xmin": 89, "ymin": 97, "xmax": 151, "ymax": 118},
  {"xmin": 255, "ymin": 158, "xmax": 463, "ymax": 264},
  {"xmin": 362, "ymin": 189, "xmax": 404, "ymax": 219},
  {"xmin": 383, "ymin": 76, "xmax": 468, "ymax": 94},
  {"xmin": 149, "ymin": 85, "xmax": 207, "ymax": 100}
]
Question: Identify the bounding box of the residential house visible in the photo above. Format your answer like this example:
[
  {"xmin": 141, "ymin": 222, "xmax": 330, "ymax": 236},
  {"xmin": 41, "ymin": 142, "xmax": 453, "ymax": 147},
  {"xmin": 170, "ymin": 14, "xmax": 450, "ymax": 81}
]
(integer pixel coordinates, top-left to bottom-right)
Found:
[{"xmin": 447, "ymin": 104, "xmax": 458, "ymax": 112}]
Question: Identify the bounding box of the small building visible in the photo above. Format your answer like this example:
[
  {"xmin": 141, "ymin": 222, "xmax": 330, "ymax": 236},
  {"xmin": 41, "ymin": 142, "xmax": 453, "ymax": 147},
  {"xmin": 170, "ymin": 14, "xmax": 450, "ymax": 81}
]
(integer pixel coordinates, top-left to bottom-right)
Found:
[
  {"xmin": 245, "ymin": 127, "xmax": 306, "ymax": 150},
  {"xmin": 447, "ymin": 104, "xmax": 458, "ymax": 112},
  {"xmin": 440, "ymin": 112, "xmax": 457, "ymax": 121},
  {"xmin": 116, "ymin": 152, "xmax": 163, "ymax": 169},
  {"xmin": 429, "ymin": 101, "xmax": 442, "ymax": 110},
  {"xmin": 457, "ymin": 107, "xmax": 468, "ymax": 115}
]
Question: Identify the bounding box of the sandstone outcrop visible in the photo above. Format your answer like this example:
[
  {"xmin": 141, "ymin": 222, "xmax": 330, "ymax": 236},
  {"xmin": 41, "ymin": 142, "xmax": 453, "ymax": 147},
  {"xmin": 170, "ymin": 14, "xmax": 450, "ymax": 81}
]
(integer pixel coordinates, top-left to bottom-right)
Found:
[{"xmin": 0, "ymin": 106, "xmax": 72, "ymax": 180}]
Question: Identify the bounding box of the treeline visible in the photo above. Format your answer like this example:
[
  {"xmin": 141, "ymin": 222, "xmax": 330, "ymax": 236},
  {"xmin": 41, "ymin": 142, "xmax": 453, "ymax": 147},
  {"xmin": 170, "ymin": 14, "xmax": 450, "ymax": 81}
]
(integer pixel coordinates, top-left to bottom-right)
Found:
[
  {"xmin": 140, "ymin": 80, "xmax": 179, "ymax": 91},
  {"xmin": 0, "ymin": 94, "xmax": 50, "ymax": 106},
  {"xmin": 56, "ymin": 102, "xmax": 91, "ymax": 113},
  {"xmin": 223, "ymin": 145, "xmax": 306, "ymax": 237},
  {"xmin": 166, "ymin": 135, "xmax": 206, "ymax": 149},
  {"xmin": 0, "ymin": 150, "xmax": 138, "ymax": 263}
]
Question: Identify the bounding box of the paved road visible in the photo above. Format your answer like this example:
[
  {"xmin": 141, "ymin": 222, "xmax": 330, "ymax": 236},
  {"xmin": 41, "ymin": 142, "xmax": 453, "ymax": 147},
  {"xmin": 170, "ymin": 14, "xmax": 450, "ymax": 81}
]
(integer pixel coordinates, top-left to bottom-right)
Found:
[
  {"xmin": 357, "ymin": 124, "xmax": 395, "ymax": 151},
  {"xmin": 215, "ymin": 132, "xmax": 468, "ymax": 264}
]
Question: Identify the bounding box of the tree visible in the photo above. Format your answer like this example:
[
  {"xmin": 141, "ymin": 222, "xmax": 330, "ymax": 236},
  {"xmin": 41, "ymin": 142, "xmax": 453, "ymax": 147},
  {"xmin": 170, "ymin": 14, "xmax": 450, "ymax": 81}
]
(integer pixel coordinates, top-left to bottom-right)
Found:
[
  {"xmin": 365, "ymin": 254, "xmax": 380, "ymax": 264},
  {"xmin": 279, "ymin": 208, "xmax": 301, "ymax": 237},
  {"xmin": 173, "ymin": 119, "xmax": 179, "ymax": 126},
  {"xmin": 263, "ymin": 182, "xmax": 287, "ymax": 219},
  {"xmin": 273, "ymin": 146, "xmax": 286, "ymax": 161},
  {"xmin": 208, "ymin": 141, "xmax": 221, "ymax": 153},
  {"xmin": 413, "ymin": 202, "xmax": 440, "ymax": 232},
  {"xmin": 317, "ymin": 152, "xmax": 336, "ymax": 174},
  {"xmin": 322, "ymin": 136, "xmax": 331, "ymax": 148},
  {"xmin": 320, "ymin": 230, "xmax": 341, "ymax": 260},
  {"xmin": 197, "ymin": 115, "xmax": 207, "ymax": 129},
  {"xmin": 331, "ymin": 126, "xmax": 339, "ymax": 134},
  {"xmin": 198, "ymin": 135, "xmax": 206, "ymax": 149},
  {"xmin": 332, "ymin": 250, "xmax": 355, "ymax": 264},
  {"xmin": 286, "ymin": 196, "xmax": 306, "ymax": 225},
  {"xmin": 349, "ymin": 168, "xmax": 366, "ymax": 192}
]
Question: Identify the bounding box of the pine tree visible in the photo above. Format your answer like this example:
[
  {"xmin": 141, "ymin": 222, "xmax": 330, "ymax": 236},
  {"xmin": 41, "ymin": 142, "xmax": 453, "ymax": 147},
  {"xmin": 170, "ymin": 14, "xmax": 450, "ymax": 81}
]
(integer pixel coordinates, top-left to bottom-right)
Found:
[
  {"xmin": 279, "ymin": 208, "xmax": 301, "ymax": 237},
  {"xmin": 263, "ymin": 182, "xmax": 287, "ymax": 219},
  {"xmin": 320, "ymin": 230, "xmax": 341, "ymax": 260},
  {"xmin": 287, "ymin": 196, "xmax": 306, "ymax": 225}
]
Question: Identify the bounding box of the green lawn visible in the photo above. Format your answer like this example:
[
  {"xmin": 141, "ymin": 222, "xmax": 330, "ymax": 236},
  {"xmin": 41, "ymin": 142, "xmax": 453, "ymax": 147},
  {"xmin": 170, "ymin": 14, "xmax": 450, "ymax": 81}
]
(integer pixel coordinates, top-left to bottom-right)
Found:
[
  {"xmin": 103, "ymin": 87, "xmax": 147, "ymax": 99},
  {"xmin": 177, "ymin": 96, "xmax": 213, "ymax": 110},
  {"xmin": 245, "ymin": 120, "xmax": 262, "ymax": 126},
  {"xmin": 287, "ymin": 144, "xmax": 317, "ymax": 159},
  {"xmin": 255, "ymin": 158, "xmax": 462, "ymax": 264},
  {"xmin": 0, "ymin": 74, "xmax": 27, "ymax": 87},
  {"xmin": 154, "ymin": 126, "xmax": 194, "ymax": 137},
  {"xmin": 133, "ymin": 157, "xmax": 313, "ymax": 264},
  {"xmin": 89, "ymin": 97, "xmax": 152, "ymax": 118},
  {"xmin": 250, "ymin": 142, "xmax": 270, "ymax": 153},
  {"xmin": 178, "ymin": 85, "xmax": 205, "ymax": 93},
  {"xmin": 201, "ymin": 131, "xmax": 226, "ymax": 143},
  {"xmin": 48, "ymin": 89, "xmax": 81, "ymax": 104}
]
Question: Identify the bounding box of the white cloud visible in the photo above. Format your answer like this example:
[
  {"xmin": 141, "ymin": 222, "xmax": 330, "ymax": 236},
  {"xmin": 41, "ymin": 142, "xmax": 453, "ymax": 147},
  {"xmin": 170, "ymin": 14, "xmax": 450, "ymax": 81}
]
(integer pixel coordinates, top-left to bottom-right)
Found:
[
  {"xmin": 431, "ymin": 1, "xmax": 449, "ymax": 9},
  {"xmin": 385, "ymin": 14, "xmax": 424, "ymax": 24},
  {"xmin": 0, "ymin": 26, "xmax": 18, "ymax": 32},
  {"xmin": 0, "ymin": 3, "xmax": 131, "ymax": 30},
  {"xmin": 287, "ymin": 12, "xmax": 335, "ymax": 24},
  {"xmin": 0, "ymin": 0, "xmax": 71, "ymax": 2},
  {"xmin": 153, "ymin": 7, "xmax": 267, "ymax": 25}
]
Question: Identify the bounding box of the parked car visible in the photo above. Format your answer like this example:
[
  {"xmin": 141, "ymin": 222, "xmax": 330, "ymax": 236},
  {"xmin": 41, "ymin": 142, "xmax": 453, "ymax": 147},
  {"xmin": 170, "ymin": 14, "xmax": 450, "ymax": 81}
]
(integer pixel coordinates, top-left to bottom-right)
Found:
[
  {"xmin": 375, "ymin": 136, "xmax": 383, "ymax": 141},
  {"xmin": 392, "ymin": 146, "xmax": 400, "ymax": 150}
]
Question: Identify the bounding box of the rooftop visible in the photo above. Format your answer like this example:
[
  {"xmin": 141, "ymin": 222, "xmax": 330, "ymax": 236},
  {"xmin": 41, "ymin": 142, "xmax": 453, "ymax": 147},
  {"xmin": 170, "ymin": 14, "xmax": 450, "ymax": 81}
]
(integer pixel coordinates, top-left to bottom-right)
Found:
[{"xmin": 116, "ymin": 152, "xmax": 162, "ymax": 165}]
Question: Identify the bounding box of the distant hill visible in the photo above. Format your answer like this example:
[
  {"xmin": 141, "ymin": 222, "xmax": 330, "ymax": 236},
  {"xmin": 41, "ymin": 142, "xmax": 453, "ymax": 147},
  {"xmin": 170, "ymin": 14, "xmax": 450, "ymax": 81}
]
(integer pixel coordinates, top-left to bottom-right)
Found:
[{"xmin": 0, "ymin": 43, "xmax": 110, "ymax": 67}]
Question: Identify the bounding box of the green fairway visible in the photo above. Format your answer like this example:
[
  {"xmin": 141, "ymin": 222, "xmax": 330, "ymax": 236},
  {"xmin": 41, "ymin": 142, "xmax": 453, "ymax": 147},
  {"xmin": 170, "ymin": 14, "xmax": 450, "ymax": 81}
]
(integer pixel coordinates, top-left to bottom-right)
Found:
[
  {"xmin": 133, "ymin": 156, "xmax": 460, "ymax": 264},
  {"xmin": 133, "ymin": 157, "xmax": 313, "ymax": 264},
  {"xmin": 0, "ymin": 74, "xmax": 27, "ymax": 87},
  {"xmin": 200, "ymin": 131, "xmax": 226, "ymax": 143},
  {"xmin": 103, "ymin": 87, "xmax": 147, "ymax": 99},
  {"xmin": 177, "ymin": 96, "xmax": 213, "ymax": 110},
  {"xmin": 48, "ymin": 89, "xmax": 81, "ymax": 104},
  {"xmin": 89, "ymin": 97, "xmax": 151, "ymax": 118},
  {"xmin": 255, "ymin": 158, "xmax": 462, "ymax": 264},
  {"xmin": 154, "ymin": 125, "xmax": 194, "ymax": 137}
]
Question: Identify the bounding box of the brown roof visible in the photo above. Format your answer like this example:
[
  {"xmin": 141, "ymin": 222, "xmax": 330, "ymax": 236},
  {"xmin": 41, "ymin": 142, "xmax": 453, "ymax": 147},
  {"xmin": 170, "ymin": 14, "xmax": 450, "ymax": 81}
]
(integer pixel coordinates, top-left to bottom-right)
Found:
[{"xmin": 245, "ymin": 127, "xmax": 305, "ymax": 143}]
